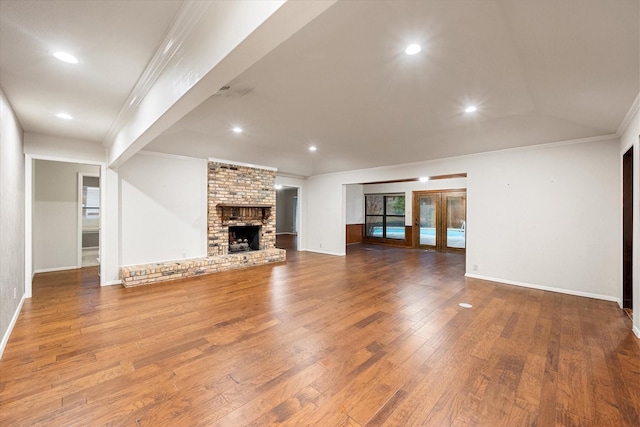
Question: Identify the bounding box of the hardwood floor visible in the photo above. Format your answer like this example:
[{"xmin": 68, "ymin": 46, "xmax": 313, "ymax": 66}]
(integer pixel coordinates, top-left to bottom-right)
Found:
[{"xmin": 1, "ymin": 239, "xmax": 639, "ymax": 426}]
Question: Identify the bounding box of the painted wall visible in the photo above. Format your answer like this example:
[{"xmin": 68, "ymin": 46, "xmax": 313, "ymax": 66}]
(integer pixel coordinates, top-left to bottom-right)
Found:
[
  {"xmin": 0, "ymin": 89, "xmax": 25, "ymax": 358},
  {"xmin": 33, "ymin": 160, "xmax": 100, "ymax": 272},
  {"xmin": 276, "ymin": 188, "xmax": 297, "ymax": 233},
  {"xmin": 306, "ymin": 137, "xmax": 621, "ymax": 301},
  {"xmin": 345, "ymin": 184, "xmax": 364, "ymax": 225},
  {"xmin": 619, "ymin": 98, "xmax": 640, "ymax": 337},
  {"xmin": 119, "ymin": 153, "xmax": 207, "ymax": 265},
  {"xmin": 24, "ymin": 132, "xmax": 105, "ymax": 163}
]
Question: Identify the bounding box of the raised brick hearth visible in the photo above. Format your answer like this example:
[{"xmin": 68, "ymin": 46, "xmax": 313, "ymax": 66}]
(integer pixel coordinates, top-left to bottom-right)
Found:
[{"xmin": 120, "ymin": 161, "xmax": 285, "ymax": 287}]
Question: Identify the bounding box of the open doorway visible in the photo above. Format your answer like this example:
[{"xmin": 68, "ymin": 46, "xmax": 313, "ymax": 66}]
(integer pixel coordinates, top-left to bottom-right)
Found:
[
  {"xmin": 623, "ymin": 146, "xmax": 633, "ymax": 320},
  {"xmin": 276, "ymin": 186, "xmax": 299, "ymax": 251},
  {"xmin": 32, "ymin": 160, "xmax": 100, "ymax": 275}
]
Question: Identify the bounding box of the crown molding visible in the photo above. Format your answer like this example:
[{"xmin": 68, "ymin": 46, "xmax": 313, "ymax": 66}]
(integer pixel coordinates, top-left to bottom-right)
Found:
[
  {"xmin": 617, "ymin": 91, "xmax": 640, "ymax": 136},
  {"xmin": 313, "ymin": 133, "xmax": 619, "ymax": 180},
  {"xmin": 104, "ymin": 1, "xmax": 210, "ymax": 146},
  {"xmin": 208, "ymin": 157, "xmax": 278, "ymax": 172}
]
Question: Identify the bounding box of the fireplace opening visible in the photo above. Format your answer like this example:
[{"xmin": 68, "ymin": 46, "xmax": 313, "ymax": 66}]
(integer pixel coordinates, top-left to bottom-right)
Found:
[{"xmin": 229, "ymin": 226, "xmax": 260, "ymax": 253}]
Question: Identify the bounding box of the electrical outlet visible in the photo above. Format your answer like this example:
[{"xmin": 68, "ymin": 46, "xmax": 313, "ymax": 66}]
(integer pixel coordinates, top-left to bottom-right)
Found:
[
  {"xmin": 473, "ymin": 264, "xmax": 478, "ymax": 272},
  {"xmin": 319, "ymin": 243, "xmax": 323, "ymax": 248},
  {"xmin": 14, "ymin": 288, "xmax": 17, "ymax": 299}
]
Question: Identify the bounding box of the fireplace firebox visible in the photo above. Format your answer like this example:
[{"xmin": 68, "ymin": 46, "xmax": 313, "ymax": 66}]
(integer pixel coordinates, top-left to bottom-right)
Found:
[{"xmin": 228, "ymin": 226, "xmax": 260, "ymax": 253}]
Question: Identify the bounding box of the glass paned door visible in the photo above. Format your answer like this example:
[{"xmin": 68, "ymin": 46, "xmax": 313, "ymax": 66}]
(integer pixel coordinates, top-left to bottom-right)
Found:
[
  {"xmin": 413, "ymin": 190, "xmax": 466, "ymax": 253},
  {"xmin": 417, "ymin": 194, "xmax": 437, "ymax": 247},
  {"xmin": 445, "ymin": 192, "xmax": 466, "ymax": 250}
]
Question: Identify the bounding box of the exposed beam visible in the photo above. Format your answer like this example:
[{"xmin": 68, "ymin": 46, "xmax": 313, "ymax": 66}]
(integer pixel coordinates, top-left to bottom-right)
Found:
[{"xmin": 106, "ymin": 0, "xmax": 336, "ymax": 168}]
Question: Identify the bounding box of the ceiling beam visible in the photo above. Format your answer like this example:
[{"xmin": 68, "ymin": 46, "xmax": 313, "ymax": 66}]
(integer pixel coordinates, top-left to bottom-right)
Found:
[{"xmin": 106, "ymin": 0, "xmax": 336, "ymax": 168}]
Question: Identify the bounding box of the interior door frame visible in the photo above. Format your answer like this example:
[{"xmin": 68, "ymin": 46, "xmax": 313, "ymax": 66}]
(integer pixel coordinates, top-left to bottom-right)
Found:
[
  {"xmin": 623, "ymin": 146, "xmax": 634, "ymax": 310},
  {"xmin": 412, "ymin": 189, "xmax": 466, "ymax": 253},
  {"xmin": 77, "ymin": 172, "xmax": 101, "ymax": 268}
]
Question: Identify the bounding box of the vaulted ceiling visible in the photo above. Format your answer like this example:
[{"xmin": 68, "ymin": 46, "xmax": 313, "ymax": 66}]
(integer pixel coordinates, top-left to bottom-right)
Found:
[{"xmin": 1, "ymin": 0, "xmax": 638, "ymax": 177}]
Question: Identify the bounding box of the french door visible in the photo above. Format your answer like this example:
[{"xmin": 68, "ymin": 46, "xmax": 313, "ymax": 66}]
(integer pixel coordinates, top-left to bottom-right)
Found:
[{"xmin": 413, "ymin": 190, "xmax": 466, "ymax": 253}]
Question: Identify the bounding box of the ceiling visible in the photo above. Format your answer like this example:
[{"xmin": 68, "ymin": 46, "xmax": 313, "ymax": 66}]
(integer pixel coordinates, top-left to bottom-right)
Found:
[{"xmin": 1, "ymin": 0, "xmax": 638, "ymax": 177}]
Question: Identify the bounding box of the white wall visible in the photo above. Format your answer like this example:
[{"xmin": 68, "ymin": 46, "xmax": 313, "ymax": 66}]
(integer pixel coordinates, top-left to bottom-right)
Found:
[
  {"xmin": 345, "ymin": 184, "xmax": 364, "ymax": 225},
  {"xmin": 619, "ymin": 97, "xmax": 640, "ymax": 337},
  {"xmin": 0, "ymin": 89, "xmax": 25, "ymax": 359},
  {"xmin": 306, "ymin": 137, "xmax": 621, "ymax": 301},
  {"xmin": 25, "ymin": 132, "xmax": 105, "ymax": 164},
  {"xmin": 119, "ymin": 152, "xmax": 207, "ymax": 265},
  {"xmin": 33, "ymin": 160, "xmax": 100, "ymax": 272}
]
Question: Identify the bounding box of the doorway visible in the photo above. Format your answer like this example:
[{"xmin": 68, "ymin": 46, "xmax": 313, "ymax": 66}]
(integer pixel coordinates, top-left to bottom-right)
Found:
[
  {"xmin": 276, "ymin": 186, "xmax": 299, "ymax": 250},
  {"xmin": 78, "ymin": 173, "xmax": 101, "ymax": 267},
  {"xmin": 413, "ymin": 190, "xmax": 466, "ymax": 253},
  {"xmin": 623, "ymin": 146, "xmax": 633, "ymax": 318}
]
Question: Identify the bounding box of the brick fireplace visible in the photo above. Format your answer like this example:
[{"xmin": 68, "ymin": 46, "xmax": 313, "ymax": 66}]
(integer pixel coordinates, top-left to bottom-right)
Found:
[
  {"xmin": 120, "ymin": 161, "xmax": 285, "ymax": 287},
  {"xmin": 207, "ymin": 161, "xmax": 278, "ymax": 255}
]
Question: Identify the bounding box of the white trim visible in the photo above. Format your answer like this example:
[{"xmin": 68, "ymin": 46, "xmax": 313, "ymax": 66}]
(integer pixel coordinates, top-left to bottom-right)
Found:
[
  {"xmin": 300, "ymin": 248, "xmax": 345, "ymax": 257},
  {"xmin": 465, "ymin": 273, "xmax": 621, "ymax": 304},
  {"xmin": 104, "ymin": 280, "xmax": 122, "ymax": 286},
  {"xmin": 99, "ymin": 164, "xmax": 107, "ymax": 285},
  {"xmin": 24, "ymin": 155, "xmax": 33, "ymax": 298},
  {"xmin": 617, "ymin": 92, "xmax": 640, "ymax": 137},
  {"xmin": 34, "ymin": 266, "xmax": 80, "ymax": 274},
  {"xmin": 0, "ymin": 295, "xmax": 25, "ymax": 360},
  {"xmin": 104, "ymin": 1, "xmax": 209, "ymax": 145},
  {"xmin": 77, "ymin": 172, "xmax": 82, "ymax": 268},
  {"xmin": 25, "ymin": 154, "xmax": 107, "ymax": 295},
  {"xmin": 77, "ymin": 172, "xmax": 100, "ymax": 268},
  {"xmin": 316, "ymin": 134, "xmax": 619, "ymax": 182},
  {"xmin": 634, "ymin": 325, "xmax": 640, "ymax": 339},
  {"xmin": 277, "ymin": 172, "xmax": 308, "ymax": 180},
  {"xmin": 138, "ymin": 150, "xmax": 205, "ymax": 162},
  {"xmin": 27, "ymin": 153, "xmax": 104, "ymax": 167},
  {"xmin": 208, "ymin": 157, "xmax": 278, "ymax": 172}
]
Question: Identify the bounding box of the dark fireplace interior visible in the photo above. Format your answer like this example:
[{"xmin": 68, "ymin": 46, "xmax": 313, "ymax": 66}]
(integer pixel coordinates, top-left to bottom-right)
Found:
[{"xmin": 228, "ymin": 226, "xmax": 260, "ymax": 252}]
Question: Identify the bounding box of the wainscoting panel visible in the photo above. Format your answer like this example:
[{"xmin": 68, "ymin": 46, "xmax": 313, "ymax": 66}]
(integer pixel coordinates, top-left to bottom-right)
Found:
[{"xmin": 346, "ymin": 223, "xmax": 363, "ymax": 244}]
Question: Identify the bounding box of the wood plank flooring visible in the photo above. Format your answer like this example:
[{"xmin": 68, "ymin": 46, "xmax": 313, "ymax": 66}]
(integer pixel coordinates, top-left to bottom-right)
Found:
[{"xmin": 1, "ymin": 237, "xmax": 639, "ymax": 426}]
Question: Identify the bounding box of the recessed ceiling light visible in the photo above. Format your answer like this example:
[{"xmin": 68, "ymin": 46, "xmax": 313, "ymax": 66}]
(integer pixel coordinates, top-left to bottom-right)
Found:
[
  {"xmin": 56, "ymin": 112, "xmax": 73, "ymax": 120},
  {"xmin": 465, "ymin": 106, "xmax": 478, "ymax": 113},
  {"xmin": 405, "ymin": 44, "xmax": 421, "ymax": 55},
  {"xmin": 232, "ymin": 126, "xmax": 243, "ymax": 133},
  {"xmin": 309, "ymin": 146, "xmax": 317, "ymax": 152},
  {"xmin": 274, "ymin": 184, "xmax": 283, "ymax": 190},
  {"xmin": 52, "ymin": 51, "xmax": 78, "ymax": 64},
  {"xmin": 419, "ymin": 176, "xmax": 430, "ymax": 182}
]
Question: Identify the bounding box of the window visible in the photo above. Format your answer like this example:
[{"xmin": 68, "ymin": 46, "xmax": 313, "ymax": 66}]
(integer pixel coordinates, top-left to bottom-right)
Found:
[{"xmin": 365, "ymin": 194, "xmax": 405, "ymax": 239}]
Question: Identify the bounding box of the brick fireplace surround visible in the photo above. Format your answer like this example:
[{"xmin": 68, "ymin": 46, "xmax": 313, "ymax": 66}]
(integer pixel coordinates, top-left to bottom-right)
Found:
[{"xmin": 120, "ymin": 162, "xmax": 286, "ymax": 287}]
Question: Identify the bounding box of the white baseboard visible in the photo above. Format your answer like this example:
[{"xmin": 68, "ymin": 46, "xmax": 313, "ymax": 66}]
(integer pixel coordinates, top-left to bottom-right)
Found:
[
  {"xmin": 464, "ymin": 273, "xmax": 621, "ymax": 304},
  {"xmin": 102, "ymin": 280, "xmax": 122, "ymax": 286},
  {"xmin": 34, "ymin": 265, "xmax": 79, "ymax": 274},
  {"xmin": 0, "ymin": 295, "xmax": 25, "ymax": 360},
  {"xmin": 633, "ymin": 325, "xmax": 640, "ymax": 339},
  {"xmin": 301, "ymin": 248, "xmax": 345, "ymax": 256}
]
